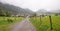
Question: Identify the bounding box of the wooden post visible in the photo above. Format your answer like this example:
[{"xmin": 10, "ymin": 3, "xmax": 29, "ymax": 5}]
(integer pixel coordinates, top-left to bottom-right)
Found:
[
  {"xmin": 34, "ymin": 13, "xmax": 36, "ymax": 24},
  {"xmin": 40, "ymin": 15, "xmax": 42, "ymax": 25},
  {"xmin": 49, "ymin": 16, "xmax": 53, "ymax": 31}
]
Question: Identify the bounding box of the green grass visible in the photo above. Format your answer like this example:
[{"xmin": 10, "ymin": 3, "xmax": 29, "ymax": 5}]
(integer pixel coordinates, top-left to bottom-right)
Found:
[
  {"xmin": 0, "ymin": 16, "xmax": 24, "ymax": 31},
  {"xmin": 30, "ymin": 15, "xmax": 60, "ymax": 31}
]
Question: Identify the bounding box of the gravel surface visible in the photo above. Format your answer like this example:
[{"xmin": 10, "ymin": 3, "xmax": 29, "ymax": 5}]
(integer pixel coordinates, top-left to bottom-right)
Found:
[{"xmin": 10, "ymin": 16, "xmax": 36, "ymax": 31}]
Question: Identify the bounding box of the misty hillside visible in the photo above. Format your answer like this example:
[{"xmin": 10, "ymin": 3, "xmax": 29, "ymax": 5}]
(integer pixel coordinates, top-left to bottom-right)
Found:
[
  {"xmin": 36, "ymin": 9, "xmax": 48, "ymax": 15},
  {"xmin": 0, "ymin": 2, "xmax": 34, "ymax": 16},
  {"xmin": 36, "ymin": 9, "xmax": 60, "ymax": 16}
]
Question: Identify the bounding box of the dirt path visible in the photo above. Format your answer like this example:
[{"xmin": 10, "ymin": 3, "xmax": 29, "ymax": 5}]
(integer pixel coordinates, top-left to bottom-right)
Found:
[{"xmin": 10, "ymin": 16, "xmax": 36, "ymax": 31}]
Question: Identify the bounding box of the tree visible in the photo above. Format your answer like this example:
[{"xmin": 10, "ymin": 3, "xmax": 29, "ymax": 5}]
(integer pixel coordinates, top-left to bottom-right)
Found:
[
  {"xmin": 0, "ymin": 9, "xmax": 6, "ymax": 16},
  {"xmin": 55, "ymin": 13, "xmax": 58, "ymax": 16},
  {"xmin": 5, "ymin": 11, "xmax": 11, "ymax": 17},
  {"xmin": 34, "ymin": 13, "xmax": 36, "ymax": 17}
]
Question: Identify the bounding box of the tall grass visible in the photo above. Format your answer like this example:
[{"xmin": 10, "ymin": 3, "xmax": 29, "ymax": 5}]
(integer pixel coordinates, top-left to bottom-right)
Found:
[
  {"xmin": 0, "ymin": 16, "xmax": 24, "ymax": 31},
  {"xmin": 30, "ymin": 15, "xmax": 60, "ymax": 31}
]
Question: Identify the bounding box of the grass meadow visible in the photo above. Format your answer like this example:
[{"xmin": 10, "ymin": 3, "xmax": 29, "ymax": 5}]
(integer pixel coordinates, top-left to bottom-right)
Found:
[
  {"xmin": 0, "ymin": 16, "xmax": 24, "ymax": 31},
  {"xmin": 30, "ymin": 15, "xmax": 60, "ymax": 31}
]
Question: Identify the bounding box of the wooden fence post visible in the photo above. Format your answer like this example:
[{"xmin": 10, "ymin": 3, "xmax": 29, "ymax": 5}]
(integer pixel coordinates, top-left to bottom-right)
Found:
[
  {"xmin": 49, "ymin": 16, "xmax": 53, "ymax": 31},
  {"xmin": 40, "ymin": 15, "xmax": 42, "ymax": 25}
]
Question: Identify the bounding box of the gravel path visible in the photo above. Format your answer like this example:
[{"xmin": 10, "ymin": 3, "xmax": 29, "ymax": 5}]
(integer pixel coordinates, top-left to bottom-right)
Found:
[{"xmin": 10, "ymin": 16, "xmax": 36, "ymax": 31}]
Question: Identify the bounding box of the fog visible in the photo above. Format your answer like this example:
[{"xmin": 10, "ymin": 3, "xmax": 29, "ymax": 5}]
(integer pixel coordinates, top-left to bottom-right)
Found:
[{"xmin": 0, "ymin": 0, "xmax": 60, "ymax": 12}]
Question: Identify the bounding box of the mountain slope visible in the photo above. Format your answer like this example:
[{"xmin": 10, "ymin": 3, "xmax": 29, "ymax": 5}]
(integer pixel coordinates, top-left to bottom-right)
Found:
[{"xmin": 0, "ymin": 2, "xmax": 34, "ymax": 16}]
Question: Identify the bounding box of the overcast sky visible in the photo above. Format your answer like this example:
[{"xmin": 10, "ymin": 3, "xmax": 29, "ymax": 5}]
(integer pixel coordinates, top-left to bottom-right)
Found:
[{"xmin": 0, "ymin": 0, "xmax": 60, "ymax": 12}]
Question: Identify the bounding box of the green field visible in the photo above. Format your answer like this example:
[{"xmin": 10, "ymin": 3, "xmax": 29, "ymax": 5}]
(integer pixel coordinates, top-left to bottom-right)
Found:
[
  {"xmin": 0, "ymin": 16, "xmax": 24, "ymax": 31},
  {"xmin": 30, "ymin": 15, "xmax": 60, "ymax": 31}
]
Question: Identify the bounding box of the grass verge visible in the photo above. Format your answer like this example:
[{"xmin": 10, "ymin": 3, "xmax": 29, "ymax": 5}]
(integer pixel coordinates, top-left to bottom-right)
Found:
[
  {"xmin": 30, "ymin": 15, "xmax": 60, "ymax": 31},
  {"xmin": 0, "ymin": 16, "xmax": 24, "ymax": 31}
]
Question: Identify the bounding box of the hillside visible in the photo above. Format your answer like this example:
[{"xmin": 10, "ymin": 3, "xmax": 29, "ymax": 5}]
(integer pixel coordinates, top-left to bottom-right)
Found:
[
  {"xmin": 0, "ymin": 2, "xmax": 34, "ymax": 16},
  {"xmin": 36, "ymin": 9, "xmax": 60, "ymax": 16}
]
